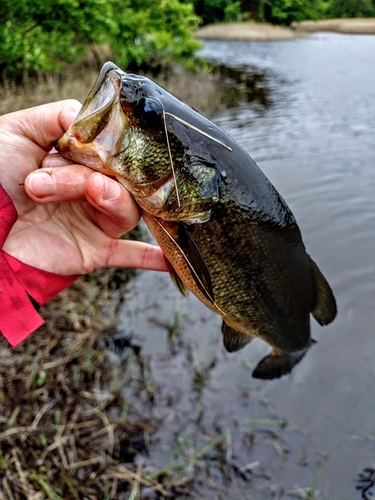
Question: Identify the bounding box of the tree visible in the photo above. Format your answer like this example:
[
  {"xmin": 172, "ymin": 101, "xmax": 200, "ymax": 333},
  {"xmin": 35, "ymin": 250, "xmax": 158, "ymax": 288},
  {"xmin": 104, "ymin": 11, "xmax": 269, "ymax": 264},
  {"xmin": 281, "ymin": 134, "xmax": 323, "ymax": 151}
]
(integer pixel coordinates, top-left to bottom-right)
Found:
[
  {"xmin": 0, "ymin": 0, "xmax": 201, "ymax": 82},
  {"xmin": 0, "ymin": 0, "xmax": 114, "ymax": 80},
  {"xmin": 109, "ymin": 0, "xmax": 201, "ymax": 71},
  {"xmin": 261, "ymin": 0, "xmax": 325, "ymax": 25},
  {"xmin": 328, "ymin": 0, "xmax": 375, "ymax": 17}
]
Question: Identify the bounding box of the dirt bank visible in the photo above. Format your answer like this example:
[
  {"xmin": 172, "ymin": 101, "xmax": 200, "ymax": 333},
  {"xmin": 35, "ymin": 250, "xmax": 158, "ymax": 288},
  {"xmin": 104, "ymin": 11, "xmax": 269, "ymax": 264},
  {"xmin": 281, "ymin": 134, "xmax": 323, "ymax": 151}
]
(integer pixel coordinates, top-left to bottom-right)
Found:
[
  {"xmin": 292, "ymin": 17, "xmax": 375, "ymax": 34},
  {"xmin": 195, "ymin": 18, "xmax": 375, "ymax": 41},
  {"xmin": 196, "ymin": 22, "xmax": 297, "ymax": 41}
]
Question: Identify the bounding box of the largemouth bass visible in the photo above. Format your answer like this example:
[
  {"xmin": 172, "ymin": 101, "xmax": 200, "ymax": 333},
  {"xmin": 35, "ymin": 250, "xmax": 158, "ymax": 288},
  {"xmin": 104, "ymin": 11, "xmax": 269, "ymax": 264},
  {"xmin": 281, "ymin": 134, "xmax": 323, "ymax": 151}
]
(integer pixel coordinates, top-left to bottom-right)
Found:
[{"xmin": 57, "ymin": 62, "xmax": 337, "ymax": 379}]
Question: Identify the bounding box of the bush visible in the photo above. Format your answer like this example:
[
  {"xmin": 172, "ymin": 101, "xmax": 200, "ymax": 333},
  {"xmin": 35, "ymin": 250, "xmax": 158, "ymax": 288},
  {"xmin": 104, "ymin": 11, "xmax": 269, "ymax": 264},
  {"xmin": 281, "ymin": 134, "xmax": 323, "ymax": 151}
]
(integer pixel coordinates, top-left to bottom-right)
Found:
[
  {"xmin": 261, "ymin": 0, "xmax": 326, "ymax": 25},
  {"xmin": 110, "ymin": 0, "xmax": 201, "ymax": 72},
  {"xmin": 185, "ymin": 0, "xmax": 231, "ymax": 25},
  {"xmin": 327, "ymin": 0, "xmax": 375, "ymax": 17},
  {"xmin": 0, "ymin": 0, "xmax": 201, "ymax": 82},
  {"xmin": 224, "ymin": 1, "xmax": 242, "ymax": 21}
]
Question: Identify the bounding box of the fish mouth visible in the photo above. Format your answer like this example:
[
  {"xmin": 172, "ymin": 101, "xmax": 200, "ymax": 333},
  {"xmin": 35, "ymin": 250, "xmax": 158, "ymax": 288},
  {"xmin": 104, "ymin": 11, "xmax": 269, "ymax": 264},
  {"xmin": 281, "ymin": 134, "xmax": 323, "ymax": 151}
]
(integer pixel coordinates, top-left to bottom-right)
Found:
[{"xmin": 56, "ymin": 62, "xmax": 128, "ymax": 173}]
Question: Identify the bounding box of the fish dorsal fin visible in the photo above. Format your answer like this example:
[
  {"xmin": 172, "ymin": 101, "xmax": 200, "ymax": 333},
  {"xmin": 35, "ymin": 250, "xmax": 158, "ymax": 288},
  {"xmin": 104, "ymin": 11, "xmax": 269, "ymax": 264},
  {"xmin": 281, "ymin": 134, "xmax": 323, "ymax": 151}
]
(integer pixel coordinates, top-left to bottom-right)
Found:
[
  {"xmin": 309, "ymin": 257, "xmax": 337, "ymax": 326},
  {"xmin": 164, "ymin": 257, "xmax": 189, "ymax": 298},
  {"xmin": 155, "ymin": 220, "xmax": 215, "ymax": 305},
  {"xmin": 222, "ymin": 321, "xmax": 255, "ymax": 353}
]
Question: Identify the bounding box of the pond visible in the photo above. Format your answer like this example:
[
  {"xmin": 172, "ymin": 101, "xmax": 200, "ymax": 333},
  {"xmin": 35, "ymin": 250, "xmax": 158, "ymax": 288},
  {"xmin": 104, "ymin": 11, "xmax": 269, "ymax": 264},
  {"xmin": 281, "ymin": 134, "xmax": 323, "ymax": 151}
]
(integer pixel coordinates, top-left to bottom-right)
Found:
[{"xmin": 118, "ymin": 33, "xmax": 375, "ymax": 499}]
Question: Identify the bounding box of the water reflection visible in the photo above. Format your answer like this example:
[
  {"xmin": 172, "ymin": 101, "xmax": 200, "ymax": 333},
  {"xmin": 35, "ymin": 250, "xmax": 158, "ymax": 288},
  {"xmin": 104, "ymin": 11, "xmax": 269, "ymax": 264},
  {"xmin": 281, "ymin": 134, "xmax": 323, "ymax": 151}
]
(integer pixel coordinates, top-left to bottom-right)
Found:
[
  {"xmin": 211, "ymin": 64, "xmax": 273, "ymax": 107},
  {"xmin": 119, "ymin": 33, "xmax": 375, "ymax": 499}
]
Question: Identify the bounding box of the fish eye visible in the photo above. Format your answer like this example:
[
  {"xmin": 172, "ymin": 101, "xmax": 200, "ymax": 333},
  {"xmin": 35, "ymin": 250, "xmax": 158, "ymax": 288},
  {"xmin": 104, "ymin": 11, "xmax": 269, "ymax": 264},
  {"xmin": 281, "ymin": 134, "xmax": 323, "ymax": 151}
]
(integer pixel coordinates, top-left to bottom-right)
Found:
[{"xmin": 135, "ymin": 97, "xmax": 163, "ymax": 130}]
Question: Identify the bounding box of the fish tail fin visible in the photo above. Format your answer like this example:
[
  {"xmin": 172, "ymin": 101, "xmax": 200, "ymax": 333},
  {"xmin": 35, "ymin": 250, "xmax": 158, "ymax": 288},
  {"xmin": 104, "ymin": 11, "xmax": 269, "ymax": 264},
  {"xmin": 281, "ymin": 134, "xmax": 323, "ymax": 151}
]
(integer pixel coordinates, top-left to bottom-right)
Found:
[
  {"xmin": 222, "ymin": 321, "xmax": 255, "ymax": 352},
  {"xmin": 309, "ymin": 257, "xmax": 337, "ymax": 326},
  {"xmin": 252, "ymin": 344, "xmax": 314, "ymax": 380}
]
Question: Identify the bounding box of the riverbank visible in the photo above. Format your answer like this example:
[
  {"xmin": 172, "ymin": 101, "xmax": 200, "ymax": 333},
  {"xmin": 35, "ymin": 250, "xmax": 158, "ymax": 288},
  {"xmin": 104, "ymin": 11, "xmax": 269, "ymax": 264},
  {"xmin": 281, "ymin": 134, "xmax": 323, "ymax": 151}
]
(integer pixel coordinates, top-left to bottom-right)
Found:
[
  {"xmin": 196, "ymin": 22, "xmax": 296, "ymax": 41},
  {"xmin": 195, "ymin": 18, "xmax": 375, "ymax": 41}
]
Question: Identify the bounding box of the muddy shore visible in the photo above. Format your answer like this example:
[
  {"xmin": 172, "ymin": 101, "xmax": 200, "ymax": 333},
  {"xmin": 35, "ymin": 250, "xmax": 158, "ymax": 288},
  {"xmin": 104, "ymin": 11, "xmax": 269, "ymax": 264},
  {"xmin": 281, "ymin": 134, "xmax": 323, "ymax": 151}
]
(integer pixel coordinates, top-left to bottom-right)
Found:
[{"xmin": 195, "ymin": 18, "xmax": 375, "ymax": 41}]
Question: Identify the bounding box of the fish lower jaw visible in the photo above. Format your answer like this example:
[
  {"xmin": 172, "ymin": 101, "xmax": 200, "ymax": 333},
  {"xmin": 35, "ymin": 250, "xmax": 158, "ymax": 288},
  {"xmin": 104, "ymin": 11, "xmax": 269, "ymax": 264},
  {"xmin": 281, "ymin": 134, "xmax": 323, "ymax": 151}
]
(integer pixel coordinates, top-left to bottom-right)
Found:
[{"xmin": 57, "ymin": 133, "xmax": 116, "ymax": 175}]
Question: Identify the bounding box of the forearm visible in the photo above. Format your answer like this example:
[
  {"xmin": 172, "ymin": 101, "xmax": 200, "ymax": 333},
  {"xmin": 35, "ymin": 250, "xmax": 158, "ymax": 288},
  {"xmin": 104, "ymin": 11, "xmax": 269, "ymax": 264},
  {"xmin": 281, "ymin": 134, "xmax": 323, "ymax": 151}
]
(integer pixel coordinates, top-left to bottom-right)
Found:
[{"xmin": 0, "ymin": 185, "xmax": 78, "ymax": 347}]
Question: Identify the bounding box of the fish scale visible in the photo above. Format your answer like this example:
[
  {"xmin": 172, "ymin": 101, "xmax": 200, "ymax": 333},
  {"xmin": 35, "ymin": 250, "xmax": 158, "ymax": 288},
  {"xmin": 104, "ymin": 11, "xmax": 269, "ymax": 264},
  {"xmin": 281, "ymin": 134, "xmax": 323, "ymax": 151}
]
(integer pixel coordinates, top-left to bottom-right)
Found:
[{"xmin": 57, "ymin": 61, "xmax": 337, "ymax": 379}]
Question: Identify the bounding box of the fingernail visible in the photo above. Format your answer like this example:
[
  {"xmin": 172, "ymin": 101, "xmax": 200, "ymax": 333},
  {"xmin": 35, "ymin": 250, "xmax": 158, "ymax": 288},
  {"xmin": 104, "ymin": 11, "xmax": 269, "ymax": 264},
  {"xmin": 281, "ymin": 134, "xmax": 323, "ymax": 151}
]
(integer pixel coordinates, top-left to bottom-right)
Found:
[
  {"xmin": 43, "ymin": 154, "xmax": 73, "ymax": 168},
  {"xmin": 103, "ymin": 178, "xmax": 121, "ymax": 201},
  {"xmin": 27, "ymin": 171, "xmax": 55, "ymax": 197}
]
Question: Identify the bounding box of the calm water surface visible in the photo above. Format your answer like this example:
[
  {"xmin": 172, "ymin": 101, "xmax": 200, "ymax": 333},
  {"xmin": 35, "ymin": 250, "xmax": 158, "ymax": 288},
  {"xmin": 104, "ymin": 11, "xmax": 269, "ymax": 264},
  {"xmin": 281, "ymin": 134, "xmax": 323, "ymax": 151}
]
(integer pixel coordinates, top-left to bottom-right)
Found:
[{"xmin": 119, "ymin": 34, "xmax": 375, "ymax": 499}]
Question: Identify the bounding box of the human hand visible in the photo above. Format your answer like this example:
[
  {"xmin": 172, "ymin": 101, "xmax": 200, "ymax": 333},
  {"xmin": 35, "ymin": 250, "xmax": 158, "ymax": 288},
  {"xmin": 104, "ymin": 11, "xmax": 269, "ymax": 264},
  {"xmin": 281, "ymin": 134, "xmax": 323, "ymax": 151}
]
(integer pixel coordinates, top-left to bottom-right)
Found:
[{"xmin": 0, "ymin": 100, "xmax": 167, "ymax": 275}]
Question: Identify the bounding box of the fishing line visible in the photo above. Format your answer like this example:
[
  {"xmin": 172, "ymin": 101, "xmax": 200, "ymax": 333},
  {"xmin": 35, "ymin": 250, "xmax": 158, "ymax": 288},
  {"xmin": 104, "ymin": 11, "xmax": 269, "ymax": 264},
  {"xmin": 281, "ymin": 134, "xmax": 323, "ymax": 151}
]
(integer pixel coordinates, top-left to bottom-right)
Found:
[
  {"xmin": 164, "ymin": 112, "xmax": 232, "ymax": 152},
  {"xmin": 163, "ymin": 109, "xmax": 181, "ymax": 208}
]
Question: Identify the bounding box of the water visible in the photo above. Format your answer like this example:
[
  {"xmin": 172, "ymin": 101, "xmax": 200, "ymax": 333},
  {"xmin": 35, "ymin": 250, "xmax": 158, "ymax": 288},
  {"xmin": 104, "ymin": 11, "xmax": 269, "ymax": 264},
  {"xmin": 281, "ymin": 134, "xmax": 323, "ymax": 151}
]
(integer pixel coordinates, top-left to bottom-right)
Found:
[{"xmin": 118, "ymin": 33, "xmax": 375, "ymax": 498}]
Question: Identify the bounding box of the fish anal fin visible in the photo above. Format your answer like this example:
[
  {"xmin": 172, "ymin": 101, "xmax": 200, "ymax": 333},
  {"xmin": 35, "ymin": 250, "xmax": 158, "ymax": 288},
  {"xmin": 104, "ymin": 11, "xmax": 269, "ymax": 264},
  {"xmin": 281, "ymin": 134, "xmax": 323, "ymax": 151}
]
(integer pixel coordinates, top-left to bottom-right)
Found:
[
  {"xmin": 252, "ymin": 345, "xmax": 313, "ymax": 380},
  {"xmin": 222, "ymin": 321, "xmax": 255, "ymax": 353},
  {"xmin": 309, "ymin": 257, "xmax": 337, "ymax": 326},
  {"xmin": 164, "ymin": 257, "xmax": 189, "ymax": 298}
]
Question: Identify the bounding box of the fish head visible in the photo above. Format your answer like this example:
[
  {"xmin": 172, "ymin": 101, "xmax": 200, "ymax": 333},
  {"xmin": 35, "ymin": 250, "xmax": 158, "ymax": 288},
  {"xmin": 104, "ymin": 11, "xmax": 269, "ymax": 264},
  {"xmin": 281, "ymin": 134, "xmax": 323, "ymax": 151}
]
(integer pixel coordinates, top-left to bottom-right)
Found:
[
  {"xmin": 57, "ymin": 62, "xmax": 175, "ymax": 196},
  {"xmin": 57, "ymin": 62, "xmax": 230, "ymax": 220}
]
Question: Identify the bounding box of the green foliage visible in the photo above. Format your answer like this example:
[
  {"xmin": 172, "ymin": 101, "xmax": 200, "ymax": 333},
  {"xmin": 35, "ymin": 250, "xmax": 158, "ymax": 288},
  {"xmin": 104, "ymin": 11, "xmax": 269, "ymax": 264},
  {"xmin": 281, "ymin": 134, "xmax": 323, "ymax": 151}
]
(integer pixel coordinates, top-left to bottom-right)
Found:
[
  {"xmin": 327, "ymin": 0, "xmax": 375, "ymax": 17},
  {"xmin": 261, "ymin": 0, "xmax": 375, "ymax": 25},
  {"xmin": 188, "ymin": 0, "xmax": 375, "ymax": 26},
  {"xmin": 3, "ymin": 0, "xmax": 375, "ymax": 83},
  {"xmin": 109, "ymin": 0, "xmax": 201, "ymax": 71},
  {"xmin": 185, "ymin": 0, "xmax": 232, "ymax": 25},
  {"xmin": 0, "ymin": 0, "xmax": 113, "ymax": 79},
  {"xmin": 224, "ymin": 1, "xmax": 242, "ymax": 21},
  {"xmin": 0, "ymin": 0, "xmax": 201, "ymax": 82},
  {"xmin": 261, "ymin": 0, "xmax": 326, "ymax": 25}
]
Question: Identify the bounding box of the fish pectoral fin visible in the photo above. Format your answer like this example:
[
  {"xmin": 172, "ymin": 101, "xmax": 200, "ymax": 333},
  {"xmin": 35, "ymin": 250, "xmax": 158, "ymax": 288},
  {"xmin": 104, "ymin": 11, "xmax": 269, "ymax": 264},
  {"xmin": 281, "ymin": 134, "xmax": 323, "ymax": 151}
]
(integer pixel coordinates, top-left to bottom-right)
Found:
[
  {"xmin": 180, "ymin": 224, "xmax": 215, "ymax": 304},
  {"xmin": 164, "ymin": 257, "xmax": 189, "ymax": 298},
  {"xmin": 309, "ymin": 257, "xmax": 337, "ymax": 326},
  {"xmin": 153, "ymin": 219, "xmax": 215, "ymax": 304},
  {"xmin": 222, "ymin": 321, "xmax": 255, "ymax": 353},
  {"xmin": 252, "ymin": 345, "xmax": 313, "ymax": 380}
]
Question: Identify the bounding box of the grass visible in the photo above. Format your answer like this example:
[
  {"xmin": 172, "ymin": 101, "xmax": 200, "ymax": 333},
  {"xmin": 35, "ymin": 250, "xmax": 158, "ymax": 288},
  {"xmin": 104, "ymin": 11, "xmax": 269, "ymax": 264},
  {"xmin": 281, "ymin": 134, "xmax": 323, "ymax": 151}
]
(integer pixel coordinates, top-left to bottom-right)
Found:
[
  {"xmin": 147, "ymin": 425, "xmax": 225, "ymax": 488},
  {"xmin": 0, "ymin": 56, "xmax": 235, "ymax": 117},
  {"xmin": 0, "ymin": 264, "xmax": 328, "ymax": 497},
  {"xmin": 0, "ymin": 62, "xmax": 242, "ymax": 498},
  {"xmin": 0, "ymin": 268, "xmax": 155, "ymax": 498}
]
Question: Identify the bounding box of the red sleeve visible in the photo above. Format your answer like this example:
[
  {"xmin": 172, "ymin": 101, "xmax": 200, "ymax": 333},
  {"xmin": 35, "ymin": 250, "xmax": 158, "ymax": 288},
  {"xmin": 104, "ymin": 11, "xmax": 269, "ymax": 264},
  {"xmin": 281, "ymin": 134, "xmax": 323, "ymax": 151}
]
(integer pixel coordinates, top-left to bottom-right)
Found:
[{"xmin": 0, "ymin": 184, "xmax": 79, "ymax": 347}]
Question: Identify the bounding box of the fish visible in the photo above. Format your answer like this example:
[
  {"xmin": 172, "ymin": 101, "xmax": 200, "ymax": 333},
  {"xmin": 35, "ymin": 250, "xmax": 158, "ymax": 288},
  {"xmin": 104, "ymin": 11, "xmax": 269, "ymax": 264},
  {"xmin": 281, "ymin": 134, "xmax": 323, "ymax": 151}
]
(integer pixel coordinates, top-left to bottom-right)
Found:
[{"xmin": 56, "ymin": 61, "xmax": 337, "ymax": 380}]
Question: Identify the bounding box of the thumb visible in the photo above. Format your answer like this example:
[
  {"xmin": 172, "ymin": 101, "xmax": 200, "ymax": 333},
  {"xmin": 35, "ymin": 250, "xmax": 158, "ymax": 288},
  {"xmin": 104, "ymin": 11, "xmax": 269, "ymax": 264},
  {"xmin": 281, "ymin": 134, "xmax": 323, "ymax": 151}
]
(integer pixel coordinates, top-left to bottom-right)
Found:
[{"xmin": 7, "ymin": 100, "xmax": 81, "ymax": 151}]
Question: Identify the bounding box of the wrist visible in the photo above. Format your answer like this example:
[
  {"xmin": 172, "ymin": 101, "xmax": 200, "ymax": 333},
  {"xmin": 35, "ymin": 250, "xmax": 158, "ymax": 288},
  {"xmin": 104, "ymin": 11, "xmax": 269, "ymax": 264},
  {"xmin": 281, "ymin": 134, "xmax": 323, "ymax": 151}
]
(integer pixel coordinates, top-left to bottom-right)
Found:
[{"xmin": 0, "ymin": 184, "xmax": 78, "ymax": 347}]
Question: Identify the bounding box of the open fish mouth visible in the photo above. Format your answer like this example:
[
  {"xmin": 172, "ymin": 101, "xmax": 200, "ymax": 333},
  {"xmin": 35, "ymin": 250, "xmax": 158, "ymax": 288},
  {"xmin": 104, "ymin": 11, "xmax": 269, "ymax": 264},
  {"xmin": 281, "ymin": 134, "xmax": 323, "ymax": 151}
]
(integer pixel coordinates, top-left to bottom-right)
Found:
[{"xmin": 56, "ymin": 62, "xmax": 128, "ymax": 173}]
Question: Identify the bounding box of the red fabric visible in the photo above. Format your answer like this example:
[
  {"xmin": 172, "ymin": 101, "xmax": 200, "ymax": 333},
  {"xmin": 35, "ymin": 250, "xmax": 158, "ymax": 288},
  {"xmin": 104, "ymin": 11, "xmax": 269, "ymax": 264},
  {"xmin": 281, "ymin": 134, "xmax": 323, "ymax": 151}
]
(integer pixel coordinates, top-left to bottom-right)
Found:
[
  {"xmin": 3, "ymin": 253, "xmax": 78, "ymax": 306},
  {"xmin": 0, "ymin": 185, "xmax": 78, "ymax": 347}
]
